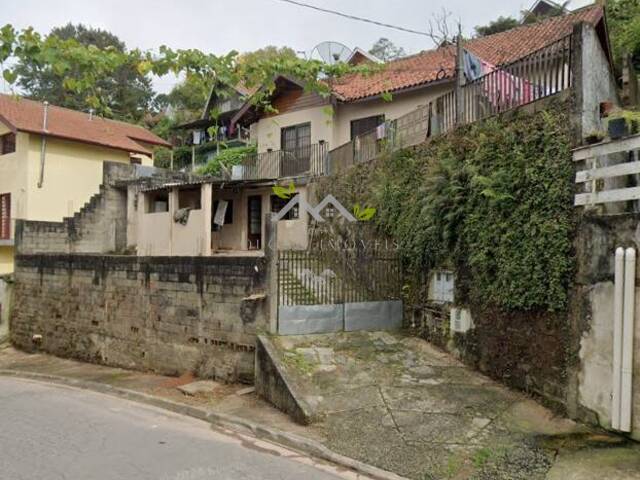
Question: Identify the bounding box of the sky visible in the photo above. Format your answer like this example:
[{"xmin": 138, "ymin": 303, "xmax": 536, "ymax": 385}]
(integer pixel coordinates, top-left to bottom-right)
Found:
[{"xmin": 2, "ymin": 0, "xmax": 595, "ymax": 93}]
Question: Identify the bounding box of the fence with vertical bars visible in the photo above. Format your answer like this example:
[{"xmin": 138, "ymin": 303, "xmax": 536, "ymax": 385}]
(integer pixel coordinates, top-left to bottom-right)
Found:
[
  {"xmin": 327, "ymin": 34, "xmax": 573, "ymax": 175},
  {"xmin": 278, "ymin": 249, "xmax": 402, "ymax": 306}
]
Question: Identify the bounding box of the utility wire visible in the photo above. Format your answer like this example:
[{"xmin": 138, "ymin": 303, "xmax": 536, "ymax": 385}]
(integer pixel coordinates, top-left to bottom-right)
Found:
[{"xmin": 273, "ymin": 0, "xmax": 431, "ymax": 37}]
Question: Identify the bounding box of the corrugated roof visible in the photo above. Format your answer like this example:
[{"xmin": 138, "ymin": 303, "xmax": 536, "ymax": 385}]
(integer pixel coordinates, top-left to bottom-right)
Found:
[{"xmin": 0, "ymin": 94, "xmax": 171, "ymax": 154}]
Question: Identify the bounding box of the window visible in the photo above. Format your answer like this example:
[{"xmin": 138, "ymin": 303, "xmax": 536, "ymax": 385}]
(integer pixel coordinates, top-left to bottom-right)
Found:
[
  {"xmin": 146, "ymin": 190, "xmax": 169, "ymax": 213},
  {"xmin": 350, "ymin": 115, "xmax": 385, "ymax": 140},
  {"xmin": 178, "ymin": 188, "xmax": 201, "ymax": 210},
  {"xmin": 271, "ymin": 194, "xmax": 298, "ymax": 220},
  {"xmin": 0, "ymin": 133, "xmax": 16, "ymax": 155},
  {"xmin": 0, "ymin": 193, "xmax": 10, "ymax": 240},
  {"xmin": 281, "ymin": 123, "xmax": 311, "ymax": 153},
  {"xmin": 212, "ymin": 199, "xmax": 233, "ymax": 228}
]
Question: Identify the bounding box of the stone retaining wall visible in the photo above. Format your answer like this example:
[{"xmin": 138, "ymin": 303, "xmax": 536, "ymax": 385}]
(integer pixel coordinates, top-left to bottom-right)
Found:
[{"xmin": 10, "ymin": 254, "xmax": 268, "ymax": 383}]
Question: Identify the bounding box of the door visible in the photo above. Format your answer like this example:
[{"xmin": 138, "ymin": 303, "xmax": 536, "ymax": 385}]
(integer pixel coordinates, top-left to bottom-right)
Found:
[
  {"xmin": 247, "ymin": 195, "xmax": 262, "ymax": 250},
  {"xmin": 281, "ymin": 123, "xmax": 311, "ymax": 176}
]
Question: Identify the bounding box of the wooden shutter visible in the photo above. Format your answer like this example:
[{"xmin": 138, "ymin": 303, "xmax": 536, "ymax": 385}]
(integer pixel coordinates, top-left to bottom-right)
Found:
[{"xmin": 0, "ymin": 193, "xmax": 10, "ymax": 240}]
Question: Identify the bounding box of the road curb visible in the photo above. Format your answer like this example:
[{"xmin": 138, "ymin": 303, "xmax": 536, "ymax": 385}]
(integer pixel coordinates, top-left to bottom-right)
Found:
[{"xmin": 0, "ymin": 369, "xmax": 408, "ymax": 480}]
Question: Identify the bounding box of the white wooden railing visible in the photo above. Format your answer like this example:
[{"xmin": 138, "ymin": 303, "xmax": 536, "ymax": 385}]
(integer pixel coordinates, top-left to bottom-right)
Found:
[{"xmin": 573, "ymin": 134, "xmax": 640, "ymax": 207}]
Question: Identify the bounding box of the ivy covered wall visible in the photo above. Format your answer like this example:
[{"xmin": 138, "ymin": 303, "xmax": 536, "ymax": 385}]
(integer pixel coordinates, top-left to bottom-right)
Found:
[{"xmin": 316, "ymin": 99, "xmax": 577, "ymax": 410}]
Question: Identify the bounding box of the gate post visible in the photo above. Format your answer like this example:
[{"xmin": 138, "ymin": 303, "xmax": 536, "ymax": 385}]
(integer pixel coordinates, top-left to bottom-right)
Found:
[{"xmin": 265, "ymin": 213, "xmax": 279, "ymax": 334}]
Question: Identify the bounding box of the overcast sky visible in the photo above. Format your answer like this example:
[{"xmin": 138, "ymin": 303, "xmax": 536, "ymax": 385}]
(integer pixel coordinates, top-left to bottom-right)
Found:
[{"xmin": 2, "ymin": 0, "xmax": 595, "ymax": 93}]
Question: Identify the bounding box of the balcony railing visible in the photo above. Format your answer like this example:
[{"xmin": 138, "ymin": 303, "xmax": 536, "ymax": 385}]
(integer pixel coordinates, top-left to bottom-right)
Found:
[
  {"xmin": 327, "ymin": 34, "xmax": 574, "ymax": 175},
  {"xmin": 460, "ymin": 33, "xmax": 573, "ymax": 125},
  {"xmin": 230, "ymin": 142, "xmax": 329, "ymax": 181}
]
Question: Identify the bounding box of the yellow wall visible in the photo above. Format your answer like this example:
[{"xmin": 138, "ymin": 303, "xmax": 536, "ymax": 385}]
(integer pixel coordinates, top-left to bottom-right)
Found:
[
  {"xmin": 0, "ymin": 126, "xmax": 30, "ymax": 239},
  {"xmin": 0, "ymin": 119, "xmax": 154, "ymax": 273},
  {"xmin": 25, "ymin": 135, "xmax": 131, "ymax": 221},
  {"xmin": 0, "ymin": 246, "xmax": 14, "ymax": 274}
]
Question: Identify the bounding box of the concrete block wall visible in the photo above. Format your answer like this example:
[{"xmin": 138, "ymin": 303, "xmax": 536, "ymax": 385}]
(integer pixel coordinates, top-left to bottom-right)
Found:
[
  {"xmin": 10, "ymin": 254, "xmax": 269, "ymax": 383},
  {"xmin": 16, "ymin": 162, "xmax": 135, "ymax": 255}
]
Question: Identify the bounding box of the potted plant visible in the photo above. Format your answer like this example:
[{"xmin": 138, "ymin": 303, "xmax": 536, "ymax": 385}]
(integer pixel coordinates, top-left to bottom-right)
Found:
[{"xmin": 585, "ymin": 131, "xmax": 606, "ymax": 145}]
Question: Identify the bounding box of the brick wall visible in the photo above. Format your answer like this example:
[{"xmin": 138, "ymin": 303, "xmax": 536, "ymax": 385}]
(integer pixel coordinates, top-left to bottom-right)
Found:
[{"xmin": 10, "ymin": 254, "xmax": 269, "ymax": 383}]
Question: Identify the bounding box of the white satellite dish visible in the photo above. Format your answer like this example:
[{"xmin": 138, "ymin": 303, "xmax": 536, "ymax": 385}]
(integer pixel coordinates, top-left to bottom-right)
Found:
[{"xmin": 310, "ymin": 41, "xmax": 353, "ymax": 65}]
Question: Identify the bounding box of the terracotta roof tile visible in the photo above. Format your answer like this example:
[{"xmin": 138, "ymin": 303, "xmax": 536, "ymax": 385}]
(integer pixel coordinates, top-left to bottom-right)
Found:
[
  {"xmin": 0, "ymin": 94, "xmax": 171, "ymax": 154},
  {"xmin": 332, "ymin": 5, "xmax": 604, "ymax": 101}
]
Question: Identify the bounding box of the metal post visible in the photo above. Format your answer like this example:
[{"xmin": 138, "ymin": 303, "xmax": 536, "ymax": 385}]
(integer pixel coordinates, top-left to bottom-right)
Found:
[{"xmin": 455, "ymin": 27, "xmax": 465, "ymax": 126}]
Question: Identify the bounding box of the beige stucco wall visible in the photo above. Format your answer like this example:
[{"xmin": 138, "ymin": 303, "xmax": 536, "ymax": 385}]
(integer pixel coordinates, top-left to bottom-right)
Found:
[
  {"xmin": 332, "ymin": 83, "xmax": 453, "ymax": 147},
  {"xmin": 212, "ymin": 185, "xmax": 309, "ymax": 252},
  {"xmin": 135, "ymin": 183, "xmax": 310, "ymax": 256},
  {"xmin": 253, "ymin": 106, "xmax": 334, "ymax": 153},
  {"xmin": 578, "ymin": 281, "xmax": 640, "ymax": 440},
  {"xmin": 138, "ymin": 211, "xmax": 172, "ymax": 256},
  {"xmin": 249, "ymin": 83, "xmax": 453, "ymax": 153}
]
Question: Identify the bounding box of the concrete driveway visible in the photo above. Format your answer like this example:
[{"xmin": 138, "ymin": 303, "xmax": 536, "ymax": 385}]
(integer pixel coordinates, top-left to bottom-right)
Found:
[{"xmin": 0, "ymin": 377, "xmax": 359, "ymax": 480}]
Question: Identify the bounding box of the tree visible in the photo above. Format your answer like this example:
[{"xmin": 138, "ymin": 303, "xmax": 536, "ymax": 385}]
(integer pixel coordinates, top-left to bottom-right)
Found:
[
  {"xmin": 607, "ymin": 0, "xmax": 640, "ymax": 72},
  {"xmin": 237, "ymin": 45, "xmax": 298, "ymax": 66},
  {"xmin": 13, "ymin": 23, "xmax": 154, "ymax": 123},
  {"xmin": 475, "ymin": 16, "xmax": 520, "ymax": 37},
  {"xmin": 475, "ymin": 2, "xmax": 569, "ymax": 39},
  {"xmin": 521, "ymin": 1, "xmax": 569, "ymax": 24},
  {"xmin": 1, "ymin": 24, "xmax": 375, "ymax": 122},
  {"xmin": 368, "ymin": 38, "xmax": 406, "ymax": 62}
]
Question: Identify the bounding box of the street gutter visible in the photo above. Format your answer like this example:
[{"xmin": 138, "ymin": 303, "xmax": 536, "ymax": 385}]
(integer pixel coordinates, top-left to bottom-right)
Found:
[{"xmin": 0, "ymin": 369, "xmax": 408, "ymax": 480}]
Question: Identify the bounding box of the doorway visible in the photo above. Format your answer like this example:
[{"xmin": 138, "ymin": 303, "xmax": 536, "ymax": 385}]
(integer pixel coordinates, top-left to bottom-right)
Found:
[{"xmin": 247, "ymin": 195, "xmax": 262, "ymax": 250}]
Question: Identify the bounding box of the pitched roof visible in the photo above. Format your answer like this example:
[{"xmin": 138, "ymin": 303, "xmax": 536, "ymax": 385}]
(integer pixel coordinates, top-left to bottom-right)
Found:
[
  {"xmin": 331, "ymin": 4, "xmax": 604, "ymax": 102},
  {"xmin": 0, "ymin": 94, "xmax": 171, "ymax": 154}
]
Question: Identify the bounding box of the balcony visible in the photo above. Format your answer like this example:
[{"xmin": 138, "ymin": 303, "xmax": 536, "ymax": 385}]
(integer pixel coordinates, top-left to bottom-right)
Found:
[{"xmin": 230, "ymin": 142, "xmax": 329, "ymax": 181}]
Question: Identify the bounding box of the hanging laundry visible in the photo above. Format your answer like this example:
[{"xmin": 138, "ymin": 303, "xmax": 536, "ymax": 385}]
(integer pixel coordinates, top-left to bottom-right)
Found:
[
  {"xmin": 479, "ymin": 59, "xmax": 535, "ymax": 109},
  {"xmin": 463, "ymin": 49, "xmax": 483, "ymax": 81},
  {"xmin": 376, "ymin": 122, "xmax": 386, "ymax": 140}
]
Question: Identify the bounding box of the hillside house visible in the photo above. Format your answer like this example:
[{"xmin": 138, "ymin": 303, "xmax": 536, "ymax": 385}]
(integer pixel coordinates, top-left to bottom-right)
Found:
[
  {"xmin": 128, "ymin": 4, "xmax": 611, "ymax": 258},
  {"xmin": 0, "ymin": 94, "xmax": 171, "ymax": 275}
]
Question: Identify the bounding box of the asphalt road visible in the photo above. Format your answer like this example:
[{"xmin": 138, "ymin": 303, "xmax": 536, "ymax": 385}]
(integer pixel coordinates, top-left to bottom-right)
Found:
[{"xmin": 0, "ymin": 377, "xmax": 354, "ymax": 480}]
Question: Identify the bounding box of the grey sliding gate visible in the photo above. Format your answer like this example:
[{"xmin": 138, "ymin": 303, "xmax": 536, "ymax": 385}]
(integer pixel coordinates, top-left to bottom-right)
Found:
[{"xmin": 277, "ymin": 250, "xmax": 403, "ymax": 335}]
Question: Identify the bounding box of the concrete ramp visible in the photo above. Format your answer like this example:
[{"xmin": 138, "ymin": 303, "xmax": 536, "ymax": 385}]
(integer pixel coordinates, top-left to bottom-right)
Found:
[{"xmin": 255, "ymin": 330, "xmax": 516, "ymax": 426}]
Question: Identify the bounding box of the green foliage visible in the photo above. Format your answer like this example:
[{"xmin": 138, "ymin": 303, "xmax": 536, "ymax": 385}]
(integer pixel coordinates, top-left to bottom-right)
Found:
[
  {"xmin": 0, "ymin": 24, "xmax": 377, "ymax": 120},
  {"xmin": 521, "ymin": 1, "xmax": 569, "ymax": 24},
  {"xmin": 379, "ymin": 106, "xmax": 575, "ymax": 311},
  {"xmin": 607, "ymin": 0, "xmax": 640, "ymax": 71},
  {"xmin": 475, "ymin": 16, "xmax": 520, "ymax": 37},
  {"xmin": 273, "ymin": 181, "xmax": 296, "ymax": 200},
  {"xmin": 237, "ymin": 46, "xmax": 298, "ymax": 66},
  {"xmin": 195, "ymin": 144, "xmax": 256, "ymax": 177},
  {"xmin": 13, "ymin": 23, "xmax": 154, "ymax": 122},
  {"xmin": 368, "ymin": 38, "xmax": 406, "ymax": 62},
  {"xmin": 329, "ymin": 104, "xmax": 574, "ymax": 312}
]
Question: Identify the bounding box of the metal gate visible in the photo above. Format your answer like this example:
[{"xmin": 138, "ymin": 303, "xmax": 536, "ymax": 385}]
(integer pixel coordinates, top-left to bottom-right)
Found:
[{"xmin": 277, "ymin": 250, "xmax": 403, "ymax": 335}]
